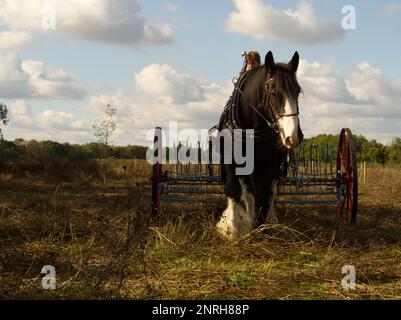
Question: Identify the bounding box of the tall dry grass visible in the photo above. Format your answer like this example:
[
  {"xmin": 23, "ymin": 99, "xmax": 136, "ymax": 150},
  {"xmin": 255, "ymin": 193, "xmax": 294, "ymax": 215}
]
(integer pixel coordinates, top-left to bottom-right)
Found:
[{"xmin": 0, "ymin": 161, "xmax": 400, "ymax": 299}]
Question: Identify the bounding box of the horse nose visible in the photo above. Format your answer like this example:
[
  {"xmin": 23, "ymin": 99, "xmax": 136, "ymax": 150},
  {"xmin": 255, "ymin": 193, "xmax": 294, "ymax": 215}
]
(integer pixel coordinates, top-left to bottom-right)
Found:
[
  {"xmin": 284, "ymin": 136, "xmax": 299, "ymax": 149},
  {"xmin": 285, "ymin": 137, "xmax": 294, "ymax": 148}
]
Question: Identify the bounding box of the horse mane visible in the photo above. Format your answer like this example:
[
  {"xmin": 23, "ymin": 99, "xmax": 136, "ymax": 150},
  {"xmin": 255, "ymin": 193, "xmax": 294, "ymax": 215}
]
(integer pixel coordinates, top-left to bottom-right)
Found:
[
  {"xmin": 234, "ymin": 61, "xmax": 303, "ymax": 139},
  {"xmin": 244, "ymin": 63, "xmax": 302, "ymax": 102},
  {"xmin": 274, "ymin": 63, "xmax": 302, "ymax": 101}
]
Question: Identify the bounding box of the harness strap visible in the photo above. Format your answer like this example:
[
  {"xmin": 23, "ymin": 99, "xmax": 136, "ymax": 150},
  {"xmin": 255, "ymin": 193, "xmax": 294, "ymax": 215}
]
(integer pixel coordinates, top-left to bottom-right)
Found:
[
  {"xmin": 220, "ymin": 70, "xmax": 300, "ymax": 142},
  {"xmin": 248, "ymin": 103, "xmax": 275, "ymax": 129},
  {"xmin": 220, "ymin": 71, "xmax": 275, "ymax": 141}
]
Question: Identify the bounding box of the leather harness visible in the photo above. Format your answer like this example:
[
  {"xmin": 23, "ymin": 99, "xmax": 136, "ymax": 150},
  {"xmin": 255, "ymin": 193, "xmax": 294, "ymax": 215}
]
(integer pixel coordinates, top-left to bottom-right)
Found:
[{"xmin": 216, "ymin": 68, "xmax": 300, "ymax": 142}]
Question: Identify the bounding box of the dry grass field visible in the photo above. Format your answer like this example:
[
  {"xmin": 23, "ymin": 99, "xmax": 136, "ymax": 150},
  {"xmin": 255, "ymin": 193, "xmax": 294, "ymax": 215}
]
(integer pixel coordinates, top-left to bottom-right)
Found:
[{"xmin": 0, "ymin": 160, "xmax": 401, "ymax": 299}]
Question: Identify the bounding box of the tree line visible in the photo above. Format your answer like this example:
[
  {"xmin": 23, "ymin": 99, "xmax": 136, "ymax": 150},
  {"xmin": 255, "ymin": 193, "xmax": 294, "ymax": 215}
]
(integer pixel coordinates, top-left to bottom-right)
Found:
[
  {"xmin": 0, "ymin": 133, "xmax": 400, "ymax": 164},
  {"xmin": 0, "ymin": 139, "xmax": 147, "ymax": 162},
  {"xmin": 303, "ymin": 134, "xmax": 401, "ymax": 165}
]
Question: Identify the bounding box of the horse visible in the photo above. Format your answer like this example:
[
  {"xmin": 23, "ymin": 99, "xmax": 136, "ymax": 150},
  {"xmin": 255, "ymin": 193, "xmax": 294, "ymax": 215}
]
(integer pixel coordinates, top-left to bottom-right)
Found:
[{"xmin": 216, "ymin": 51, "xmax": 303, "ymax": 239}]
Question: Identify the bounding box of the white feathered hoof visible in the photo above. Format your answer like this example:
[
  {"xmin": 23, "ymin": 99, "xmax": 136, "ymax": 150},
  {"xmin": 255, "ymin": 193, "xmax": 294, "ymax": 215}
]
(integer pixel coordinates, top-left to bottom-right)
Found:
[{"xmin": 216, "ymin": 198, "xmax": 254, "ymax": 239}]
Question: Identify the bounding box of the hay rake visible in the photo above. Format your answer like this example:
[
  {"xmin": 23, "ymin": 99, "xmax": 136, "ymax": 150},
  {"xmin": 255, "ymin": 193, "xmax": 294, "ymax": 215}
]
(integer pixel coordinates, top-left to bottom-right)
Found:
[{"xmin": 150, "ymin": 127, "xmax": 358, "ymax": 224}]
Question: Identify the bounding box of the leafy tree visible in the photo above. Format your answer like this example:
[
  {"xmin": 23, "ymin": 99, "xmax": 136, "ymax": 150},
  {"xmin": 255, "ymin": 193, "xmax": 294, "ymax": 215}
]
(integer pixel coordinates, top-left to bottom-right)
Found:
[
  {"xmin": 25, "ymin": 140, "xmax": 42, "ymax": 162},
  {"xmin": 354, "ymin": 135, "xmax": 387, "ymax": 164},
  {"xmin": 0, "ymin": 140, "xmax": 19, "ymax": 161},
  {"xmin": 387, "ymin": 138, "xmax": 401, "ymax": 165},
  {"xmin": 84, "ymin": 142, "xmax": 112, "ymax": 159},
  {"xmin": 93, "ymin": 104, "xmax": 117, "ymax": 146},
  {"xmin": 66, "ymin": 143, "xmax": 92, "ymax": 161},
  {"xmin": 39, "ymin": 141, "xmax": 69, "ymax": 160}
]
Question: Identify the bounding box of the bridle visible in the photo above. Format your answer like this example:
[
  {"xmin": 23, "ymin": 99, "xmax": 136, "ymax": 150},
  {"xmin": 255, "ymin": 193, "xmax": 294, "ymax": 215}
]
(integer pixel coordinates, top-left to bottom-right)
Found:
[
  {"xmin": 248, "ymin": 75, "xmax": 300, "ymax": 133},
  {"xmin": 220, "ymin": 69, "xmax": 300, "ymax": 141}
]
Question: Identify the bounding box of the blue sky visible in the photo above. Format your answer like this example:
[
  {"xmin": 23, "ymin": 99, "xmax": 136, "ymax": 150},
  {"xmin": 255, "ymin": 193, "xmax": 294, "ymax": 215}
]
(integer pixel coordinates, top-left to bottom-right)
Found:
[{"xmin": 1, "ymin": 0, "xmax": 401, "ymax": 145}]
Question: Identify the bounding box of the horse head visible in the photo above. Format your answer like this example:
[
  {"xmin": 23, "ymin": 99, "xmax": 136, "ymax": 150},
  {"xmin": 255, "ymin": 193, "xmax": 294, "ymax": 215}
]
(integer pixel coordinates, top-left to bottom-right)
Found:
[{"xmin": 240, "ymin": 51, "xmax": 304, "ymax": 149}]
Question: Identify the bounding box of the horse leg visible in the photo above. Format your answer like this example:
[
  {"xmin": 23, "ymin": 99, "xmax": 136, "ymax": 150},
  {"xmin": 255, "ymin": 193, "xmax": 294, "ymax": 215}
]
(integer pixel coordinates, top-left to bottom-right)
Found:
[
  {"xmin": 266, "ymin": 179, "xmax": 279, "ymax": 224},
  {"xmin": 217, "ymin": 177, "xmax": 255, "ymax": 239},
  {"xmin": 253, "ymin": 179, "xmax": 279, "ymax": 227},
  {"xmin": 254, "ymin": 199, "xmax": 269, "ymax": 228},
  {"xmin": 239, "ymin": 177, "xmax": 256, "ymax": 228}
]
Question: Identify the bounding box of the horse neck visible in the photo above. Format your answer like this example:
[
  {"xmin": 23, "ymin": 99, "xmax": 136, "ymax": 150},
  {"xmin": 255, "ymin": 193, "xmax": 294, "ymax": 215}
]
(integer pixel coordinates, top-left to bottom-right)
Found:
[{"xmin": 239, "ymin": 68, "xmax": 270, "ymax": 130}]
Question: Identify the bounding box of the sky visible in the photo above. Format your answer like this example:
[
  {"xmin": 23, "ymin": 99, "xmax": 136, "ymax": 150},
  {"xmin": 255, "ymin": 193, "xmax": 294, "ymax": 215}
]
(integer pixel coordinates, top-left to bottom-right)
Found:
[{"xmin": 1, "ymin": 0, "xmax": 401, "ymax": 146}]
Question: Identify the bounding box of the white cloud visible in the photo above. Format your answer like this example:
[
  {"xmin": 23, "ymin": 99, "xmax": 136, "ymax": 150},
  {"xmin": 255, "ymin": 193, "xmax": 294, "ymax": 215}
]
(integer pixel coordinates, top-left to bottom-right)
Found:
[
  {"xmin": 134, "ymin": 64, "xmax": 207, "ymax": 105},
  {"xmin": 296, "ymin": 58, "xmax": 401, "ymax": 141},
  {"xmin": 0, "ymin": 30, "xmax": 32, "ymax": 50},
  {"xmin": 40, "ymin": 110, "xmax": 87, "ymax": 130},
  {"xmin": 0, "ymin": 53, "xmax": 86, "ymax": 99},
  {"xmin": 226, "ymin": 0, "xmax": 344, "ymax": 44},
  {"xmin": 0, "ymin": 0, "xmax": 173, "ymax": 46},
  {"xmin": 346, "ymin": 61, "xmax": 401, "ymax": 106},
  {"xmin": 84, "ymin": 90, "xmax": 131, "ymax": 113},
  {"xmin": 78, "ymin": 64, "xmax": 233, "ymax": 145},
  {"xmin": 0, "ymin": 25, "xmax": 85, "ymax": 100},
  {"xmin": 0, "ymin": 53, "xmax": 33, "ymax": 98},
  {"xmin": 6, "ymin": 100, "xmax": 92, "ymax": 142},
  {"xmin": 21, "ymin": 60, "xmax": 86, "ymax": 99},
  {"xmin": 8, "ymin": 100, "xmax": 33, "ymax": 129},
  {"xmin": 298, "ymin": 58, "xmax": 358, "ymax": 104}
]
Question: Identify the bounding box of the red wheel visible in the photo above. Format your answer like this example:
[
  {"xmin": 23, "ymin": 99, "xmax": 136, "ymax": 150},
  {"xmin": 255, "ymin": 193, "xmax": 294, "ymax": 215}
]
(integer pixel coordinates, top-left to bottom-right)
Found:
[{"xmin": 336, "ymin": 128, "xmax": 358, "ymax": 224}]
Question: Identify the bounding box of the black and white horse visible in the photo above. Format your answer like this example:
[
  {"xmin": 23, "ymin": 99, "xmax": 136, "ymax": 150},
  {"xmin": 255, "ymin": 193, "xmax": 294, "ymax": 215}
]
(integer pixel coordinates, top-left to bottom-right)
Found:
[{"xmin": 216, "ymin": 51, "xmax": 303, "ymax": 239}]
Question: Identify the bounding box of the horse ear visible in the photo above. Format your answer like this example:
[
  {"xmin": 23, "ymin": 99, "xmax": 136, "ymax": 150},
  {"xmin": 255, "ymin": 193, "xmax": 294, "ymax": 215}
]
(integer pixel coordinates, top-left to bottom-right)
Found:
[
  {"xmin": 265, "ymin": 51, "xmax": 275, "ymax": 74},
  {"xmin": 289, "ymin": 51, "xmax": 299, "ymax": 72}
]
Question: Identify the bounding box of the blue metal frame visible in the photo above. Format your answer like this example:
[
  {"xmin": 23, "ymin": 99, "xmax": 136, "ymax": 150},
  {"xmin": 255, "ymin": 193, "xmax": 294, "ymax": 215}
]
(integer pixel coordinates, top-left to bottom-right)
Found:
[{"xmin": 157, "ymin": 142, "xmax": 344, "ymax": 207}]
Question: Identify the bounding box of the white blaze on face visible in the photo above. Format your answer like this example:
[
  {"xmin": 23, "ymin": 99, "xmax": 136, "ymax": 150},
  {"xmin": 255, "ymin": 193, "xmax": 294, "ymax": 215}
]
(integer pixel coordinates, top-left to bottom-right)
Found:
[{"xmin": 278, "ymin": 98, "xmax": 300, "ymax": 149}]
